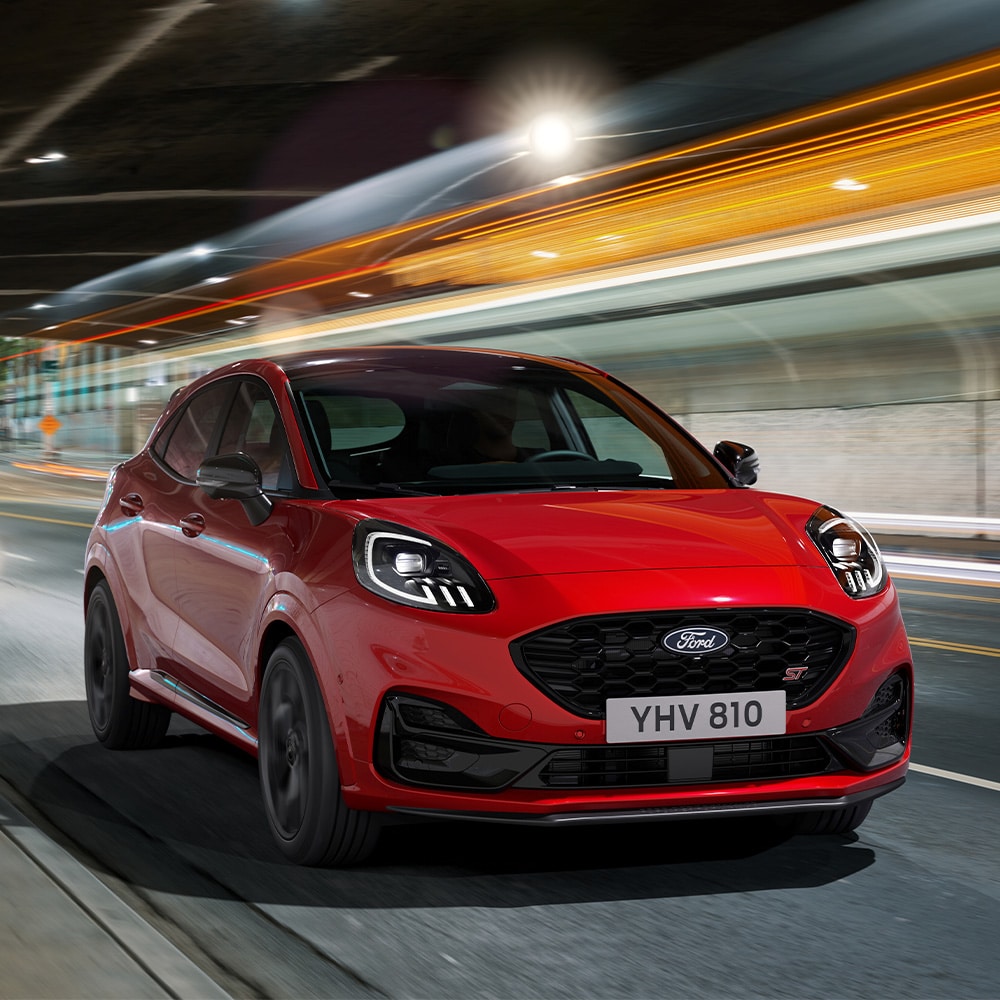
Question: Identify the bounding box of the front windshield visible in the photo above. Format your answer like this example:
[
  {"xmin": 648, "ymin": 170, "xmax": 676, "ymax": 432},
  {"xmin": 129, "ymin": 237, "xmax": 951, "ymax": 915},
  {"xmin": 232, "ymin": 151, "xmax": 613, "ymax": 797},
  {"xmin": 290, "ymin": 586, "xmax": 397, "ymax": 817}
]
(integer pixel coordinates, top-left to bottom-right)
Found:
[{"xmin": 290, "ymin": 356, "xmax": 729, "ymax": 496}]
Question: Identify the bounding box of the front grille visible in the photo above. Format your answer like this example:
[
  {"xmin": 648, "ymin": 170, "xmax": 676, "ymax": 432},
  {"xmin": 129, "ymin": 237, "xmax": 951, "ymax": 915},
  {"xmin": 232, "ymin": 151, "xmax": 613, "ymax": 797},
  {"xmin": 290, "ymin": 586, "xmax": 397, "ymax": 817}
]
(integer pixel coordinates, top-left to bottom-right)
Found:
[
  {"xmin": 528, "ymin": 735, "xmax": 835, "ymax": 789},
  {"xmin": 510, "ymin": 609, "xmax": 855, "ymax": 718}
]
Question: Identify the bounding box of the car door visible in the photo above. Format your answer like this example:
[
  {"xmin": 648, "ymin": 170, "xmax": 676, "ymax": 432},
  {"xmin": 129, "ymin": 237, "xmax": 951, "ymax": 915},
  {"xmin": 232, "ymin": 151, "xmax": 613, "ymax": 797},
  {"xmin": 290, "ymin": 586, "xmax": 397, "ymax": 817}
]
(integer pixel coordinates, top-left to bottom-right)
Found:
[
  {"xmin": 165, "ymin": 377, "xmax": 296, "ymax": 720},
  {"xmin": 107, "ymin": 378, "xmax": 235, "ymax": 678}
]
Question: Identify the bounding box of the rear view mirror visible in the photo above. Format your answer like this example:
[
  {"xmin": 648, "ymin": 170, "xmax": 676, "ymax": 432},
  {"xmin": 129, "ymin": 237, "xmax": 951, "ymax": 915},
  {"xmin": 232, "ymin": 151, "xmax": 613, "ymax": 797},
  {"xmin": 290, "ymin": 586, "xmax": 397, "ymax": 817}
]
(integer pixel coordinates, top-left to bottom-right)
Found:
[
  {"xmin": 713, "ymin": 440, "xmax": 759, "ymax": 486},
  {"xmin": 197, "ymin": 452, "xmax": 273, "ymax": 525}
]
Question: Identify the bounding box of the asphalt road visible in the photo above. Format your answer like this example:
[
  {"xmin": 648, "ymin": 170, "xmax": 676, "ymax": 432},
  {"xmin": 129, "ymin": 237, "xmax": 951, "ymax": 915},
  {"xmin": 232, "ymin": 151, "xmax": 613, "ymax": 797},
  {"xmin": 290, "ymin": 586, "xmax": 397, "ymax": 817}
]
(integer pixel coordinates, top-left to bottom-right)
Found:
[{"xmin": 1, "ymin": 475, "xmax": 999, "ymax": 999}]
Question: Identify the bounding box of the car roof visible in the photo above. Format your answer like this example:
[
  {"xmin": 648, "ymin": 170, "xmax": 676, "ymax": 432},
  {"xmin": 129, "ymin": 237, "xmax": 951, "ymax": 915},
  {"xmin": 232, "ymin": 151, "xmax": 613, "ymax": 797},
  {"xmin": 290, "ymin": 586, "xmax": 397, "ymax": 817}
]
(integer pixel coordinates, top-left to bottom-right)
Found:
[{"xmin": 266, "ymin": 345, "xmax": 598, "ymax": 381}]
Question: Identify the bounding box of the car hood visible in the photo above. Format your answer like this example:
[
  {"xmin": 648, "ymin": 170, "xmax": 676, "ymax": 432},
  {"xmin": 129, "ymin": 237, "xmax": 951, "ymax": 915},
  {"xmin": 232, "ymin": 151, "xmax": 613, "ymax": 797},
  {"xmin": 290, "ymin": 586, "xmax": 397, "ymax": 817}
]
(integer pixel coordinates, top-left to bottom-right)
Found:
[{"xmin": 341, "ymin": 489, "xmax": 826, "ymax": 581}]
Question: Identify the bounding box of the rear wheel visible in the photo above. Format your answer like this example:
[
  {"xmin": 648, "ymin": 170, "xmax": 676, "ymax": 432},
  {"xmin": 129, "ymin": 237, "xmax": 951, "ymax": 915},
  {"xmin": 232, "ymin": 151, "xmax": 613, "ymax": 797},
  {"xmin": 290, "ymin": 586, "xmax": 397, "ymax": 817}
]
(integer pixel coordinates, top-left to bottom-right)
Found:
[
  {"xmin": 794, "ymin": 801, "xmax": 872, "ymax": 836},
  {"xmin": 258, "ymin": 638, "xmax": 380, "ymax": 866},
  {"xmin": 84, "ymin": 579, "xmax": 171, "ymax": 749}
]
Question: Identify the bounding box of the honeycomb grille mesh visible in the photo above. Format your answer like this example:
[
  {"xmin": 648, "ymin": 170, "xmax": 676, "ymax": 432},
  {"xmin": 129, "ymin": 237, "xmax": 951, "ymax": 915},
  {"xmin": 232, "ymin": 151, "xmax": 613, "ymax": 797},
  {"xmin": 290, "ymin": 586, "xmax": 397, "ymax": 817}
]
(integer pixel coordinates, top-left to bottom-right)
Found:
[{"xmin": 510, "ymin": 609, "xmax": 855, "ymax": 718}]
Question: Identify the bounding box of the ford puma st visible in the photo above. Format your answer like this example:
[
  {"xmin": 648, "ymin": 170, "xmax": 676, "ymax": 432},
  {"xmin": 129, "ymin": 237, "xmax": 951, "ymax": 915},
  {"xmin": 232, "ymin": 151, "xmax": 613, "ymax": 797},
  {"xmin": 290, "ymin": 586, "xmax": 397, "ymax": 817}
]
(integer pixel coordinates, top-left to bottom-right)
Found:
[{"xmin": 83, "ymin": 347, "xmax": 912, "ymax": 866}]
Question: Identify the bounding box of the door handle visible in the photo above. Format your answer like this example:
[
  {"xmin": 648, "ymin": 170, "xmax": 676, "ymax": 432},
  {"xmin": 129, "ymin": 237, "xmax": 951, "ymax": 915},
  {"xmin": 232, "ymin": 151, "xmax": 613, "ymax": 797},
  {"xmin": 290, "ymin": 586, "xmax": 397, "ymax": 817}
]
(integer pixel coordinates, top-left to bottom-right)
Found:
[
  {"xmin": 179, "ymin": 512, "xmax": 206, "ymax": 538},
  {"xmin": 120, "ymin": 493, "xmax": 144, "ymax": 517}
]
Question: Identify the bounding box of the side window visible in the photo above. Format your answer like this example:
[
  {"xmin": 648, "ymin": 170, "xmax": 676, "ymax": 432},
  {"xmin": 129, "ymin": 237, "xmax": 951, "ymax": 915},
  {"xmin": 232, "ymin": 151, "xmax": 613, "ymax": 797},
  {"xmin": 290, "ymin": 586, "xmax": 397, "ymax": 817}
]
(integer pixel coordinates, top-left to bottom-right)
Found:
[
  {"xmin": 313, "ymin": 395, "xmax": 406, "ymax": 451},
  {"xmin": 564, "ymin": 389, "xmax": 672, "ymax": 477},
  {"xmin": 217, "ymin": 380, "xmax": 292, "ymax": 491},
  {"xmin": 154, "ymin": 381, "xmax": 233, "ymax": 481},
  {"xmin": 299, "ymin": 393, "xmax": 407, "ymax": 483}
]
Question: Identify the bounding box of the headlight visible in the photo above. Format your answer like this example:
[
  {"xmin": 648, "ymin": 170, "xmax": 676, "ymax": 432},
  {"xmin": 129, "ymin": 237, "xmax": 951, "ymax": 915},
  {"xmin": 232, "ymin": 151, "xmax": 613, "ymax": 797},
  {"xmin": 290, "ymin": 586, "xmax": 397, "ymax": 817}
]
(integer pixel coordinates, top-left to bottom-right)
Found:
[
  {"xmin": 806, "ymin": 506, "xmax": 887, "ymax": 598},
  {"xmin": 352, "ymin": 519, "xmax": 496, "ymax": 613}
]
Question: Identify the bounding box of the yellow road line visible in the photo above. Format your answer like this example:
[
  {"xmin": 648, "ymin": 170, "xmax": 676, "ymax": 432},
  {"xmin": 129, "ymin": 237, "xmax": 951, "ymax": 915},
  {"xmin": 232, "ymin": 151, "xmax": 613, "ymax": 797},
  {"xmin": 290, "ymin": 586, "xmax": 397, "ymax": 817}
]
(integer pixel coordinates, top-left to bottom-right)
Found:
[
  {"xmin": 0, "ymin": 509, "xmax": 92, "ymax": 528},
  {"xmin": 910, "ymin": 637, "xmax": 1000, "ymax": 659}
]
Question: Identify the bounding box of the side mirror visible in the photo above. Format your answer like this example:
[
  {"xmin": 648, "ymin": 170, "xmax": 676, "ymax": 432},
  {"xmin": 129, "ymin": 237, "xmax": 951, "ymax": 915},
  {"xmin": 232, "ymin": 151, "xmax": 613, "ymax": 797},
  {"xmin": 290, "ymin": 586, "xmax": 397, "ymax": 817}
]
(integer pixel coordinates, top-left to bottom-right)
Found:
[
  {"xmin": 713, "ymin": 440, "xmax": 759, "ymax": 486},
  {"xmin": 196, "ymin": 452, "xmax": 273, "ymax": 525}
]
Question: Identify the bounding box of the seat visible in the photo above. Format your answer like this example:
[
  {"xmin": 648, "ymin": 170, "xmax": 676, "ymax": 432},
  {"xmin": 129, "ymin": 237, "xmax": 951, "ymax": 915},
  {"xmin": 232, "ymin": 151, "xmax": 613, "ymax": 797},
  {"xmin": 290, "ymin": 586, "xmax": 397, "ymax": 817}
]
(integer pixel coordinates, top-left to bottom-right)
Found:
[{"xmin": 304, "ymin": 399, "xmax": 358, "ymax": 484}]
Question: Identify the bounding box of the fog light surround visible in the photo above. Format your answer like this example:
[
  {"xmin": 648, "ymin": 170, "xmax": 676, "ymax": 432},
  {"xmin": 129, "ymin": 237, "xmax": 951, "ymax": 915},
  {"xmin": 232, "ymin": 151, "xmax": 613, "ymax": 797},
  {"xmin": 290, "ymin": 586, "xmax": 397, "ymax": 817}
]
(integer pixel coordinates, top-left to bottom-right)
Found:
[
  {"xmin": 375, "ymin": 693, "xmax": 546, "ymax": 790},
  {"xmin": 825, "ymin": 671, "xmax": 910, "ymax": 771}
]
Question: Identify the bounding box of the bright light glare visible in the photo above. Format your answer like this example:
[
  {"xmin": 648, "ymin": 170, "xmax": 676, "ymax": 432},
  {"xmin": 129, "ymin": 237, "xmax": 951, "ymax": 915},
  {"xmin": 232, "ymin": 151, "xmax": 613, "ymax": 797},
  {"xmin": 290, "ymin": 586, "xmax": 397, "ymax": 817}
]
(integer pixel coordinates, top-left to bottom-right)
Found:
[
  {"xmin": 832, "ymin": 177, "xmax": 870, "ymax": 192},
  {"xmin": 527, "ymin": 113, "xmax": 576, "ymax": 162},
  {"xmin": 25, "ymin": 152, "xmax": 66, "ymax": 164}
]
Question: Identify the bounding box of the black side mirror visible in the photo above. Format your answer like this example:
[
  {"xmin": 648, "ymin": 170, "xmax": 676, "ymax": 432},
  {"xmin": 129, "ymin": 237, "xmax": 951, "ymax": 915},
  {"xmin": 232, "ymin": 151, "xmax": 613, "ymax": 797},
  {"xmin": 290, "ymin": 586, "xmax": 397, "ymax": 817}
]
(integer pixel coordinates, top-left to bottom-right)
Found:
[
  {"xmin": 196, "ymin": 452, "xmax": 273, "ymax": 525},
  {"xmin": 713, "ymin": 440, "xmax": 759, "ymax": 486}
]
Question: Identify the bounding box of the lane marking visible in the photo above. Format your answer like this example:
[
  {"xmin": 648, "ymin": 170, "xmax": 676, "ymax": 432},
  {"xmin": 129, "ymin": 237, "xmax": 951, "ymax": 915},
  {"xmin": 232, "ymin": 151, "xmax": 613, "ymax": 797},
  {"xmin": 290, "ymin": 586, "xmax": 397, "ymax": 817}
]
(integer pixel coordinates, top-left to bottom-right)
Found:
[
  {"xmin": 911, "ymin": 763, "xmax": 1000, "ymax": 792},
  {"xmin": 910, "ymin": 636, "xmax": 1000, "ymax": 659},
  {"xmin": 0, "ymin": 551, "xmax": 33, "ymax": 562},
  {"xmin": 898, "ymin": 587, "xmax": 1000, "ymax": 605},
  {"xmin": 0, "ymin": 510, "xmax": 92, "ymax": 528}
]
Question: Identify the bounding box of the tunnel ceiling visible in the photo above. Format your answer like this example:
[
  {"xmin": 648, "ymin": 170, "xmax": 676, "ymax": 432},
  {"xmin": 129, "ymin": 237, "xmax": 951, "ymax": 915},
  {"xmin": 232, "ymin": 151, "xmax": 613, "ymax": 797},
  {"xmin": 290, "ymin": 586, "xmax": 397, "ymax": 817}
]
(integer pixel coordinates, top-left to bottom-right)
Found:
[{"xmin": 0, "ymin": 0, "xmax": 867, "ymax": 344}]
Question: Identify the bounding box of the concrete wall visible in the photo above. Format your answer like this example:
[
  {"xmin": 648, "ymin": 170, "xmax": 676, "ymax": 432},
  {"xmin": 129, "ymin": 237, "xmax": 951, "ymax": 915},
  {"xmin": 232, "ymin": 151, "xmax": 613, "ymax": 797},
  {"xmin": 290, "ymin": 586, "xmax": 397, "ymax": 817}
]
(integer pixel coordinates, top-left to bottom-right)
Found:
[{"xmin": 680, "ymin": 401, "xmax": 998, "ymax": 517}]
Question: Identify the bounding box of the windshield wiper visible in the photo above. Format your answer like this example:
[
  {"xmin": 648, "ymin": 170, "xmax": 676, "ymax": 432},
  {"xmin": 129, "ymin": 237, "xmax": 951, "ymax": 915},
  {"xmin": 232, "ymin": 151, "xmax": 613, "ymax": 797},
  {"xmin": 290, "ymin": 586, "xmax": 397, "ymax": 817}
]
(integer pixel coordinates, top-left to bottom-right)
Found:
[{"xmin": 328, "ymin": 480, "xmax": 435, "ymax": 497}]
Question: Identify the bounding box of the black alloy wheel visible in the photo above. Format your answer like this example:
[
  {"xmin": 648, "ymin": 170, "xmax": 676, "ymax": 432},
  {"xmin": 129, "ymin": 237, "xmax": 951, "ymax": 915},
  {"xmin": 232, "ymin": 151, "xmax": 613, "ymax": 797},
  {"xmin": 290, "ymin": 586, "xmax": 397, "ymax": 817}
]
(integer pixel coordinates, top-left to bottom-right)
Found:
[
  {"xmin": 258, "ymin": 638, "xmax": 380, "ymax": 866},
  {"xmin": 84, "ymin": 579, "xmax": 171, "ymax": 749}
]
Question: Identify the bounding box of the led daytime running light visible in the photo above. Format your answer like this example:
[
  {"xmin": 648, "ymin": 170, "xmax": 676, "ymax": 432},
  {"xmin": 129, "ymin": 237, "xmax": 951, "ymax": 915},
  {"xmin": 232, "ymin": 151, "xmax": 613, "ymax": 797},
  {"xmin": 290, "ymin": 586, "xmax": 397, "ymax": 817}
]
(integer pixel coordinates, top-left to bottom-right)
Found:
[
  {"xmin": 353, "ymin": 519, "xmax": 495, "ymax": 614},
  {"xmin": 807, "ymin": 506, "xmax": 887, "ymax": 599}
]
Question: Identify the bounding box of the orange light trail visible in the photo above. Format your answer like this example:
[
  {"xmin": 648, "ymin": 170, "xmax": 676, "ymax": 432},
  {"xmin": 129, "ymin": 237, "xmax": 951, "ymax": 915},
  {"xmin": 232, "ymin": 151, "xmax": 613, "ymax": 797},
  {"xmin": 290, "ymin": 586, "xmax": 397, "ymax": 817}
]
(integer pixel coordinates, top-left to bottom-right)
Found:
[
  {"xmin": 6, "ymin": 49, "xmax": 1000, "ymax": 356},
  {"xmin": 0, "ymin": 261, "xmax": 388, "ymax": 363},
  {"xmin": 445, "ymin": 89, "xmax": 1000, "ymax": 244},
  {"xmin": 339, "ymin": 51, "xmax": 1000, "ymax": 252}
]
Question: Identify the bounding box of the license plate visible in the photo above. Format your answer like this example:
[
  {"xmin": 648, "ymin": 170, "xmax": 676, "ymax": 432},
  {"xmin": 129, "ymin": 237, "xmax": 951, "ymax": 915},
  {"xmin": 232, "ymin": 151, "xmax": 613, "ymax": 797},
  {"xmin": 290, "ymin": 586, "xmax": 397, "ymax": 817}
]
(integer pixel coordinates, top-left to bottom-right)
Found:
[{"xmin": 605, "ymin": 691, "xmax": 786, "ymax": 744}]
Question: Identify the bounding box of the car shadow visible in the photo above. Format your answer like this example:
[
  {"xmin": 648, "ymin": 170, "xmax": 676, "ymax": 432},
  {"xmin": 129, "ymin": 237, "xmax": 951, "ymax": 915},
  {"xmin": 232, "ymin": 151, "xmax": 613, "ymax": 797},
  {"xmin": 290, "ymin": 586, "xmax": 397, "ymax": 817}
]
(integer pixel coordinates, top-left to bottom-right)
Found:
[{"xmin": 1, "ymin": 700, "xmax": 876, "ymax": 909}]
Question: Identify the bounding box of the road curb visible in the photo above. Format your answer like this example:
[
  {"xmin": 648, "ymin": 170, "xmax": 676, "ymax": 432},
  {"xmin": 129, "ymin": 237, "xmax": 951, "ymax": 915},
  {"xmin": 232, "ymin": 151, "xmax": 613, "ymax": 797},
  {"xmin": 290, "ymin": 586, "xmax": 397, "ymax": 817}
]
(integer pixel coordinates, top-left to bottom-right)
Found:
[{"xmin": 0, "ymin": 790, "xmax": 231, "ymax": 1000}]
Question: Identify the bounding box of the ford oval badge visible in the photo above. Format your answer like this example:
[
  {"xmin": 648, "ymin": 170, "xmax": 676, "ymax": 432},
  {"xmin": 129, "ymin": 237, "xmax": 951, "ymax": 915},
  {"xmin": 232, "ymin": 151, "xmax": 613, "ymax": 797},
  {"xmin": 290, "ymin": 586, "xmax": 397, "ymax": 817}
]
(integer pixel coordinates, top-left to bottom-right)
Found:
[{"xmin": 662, "ymin": 626, "xmax": 730, "ymax": 655}]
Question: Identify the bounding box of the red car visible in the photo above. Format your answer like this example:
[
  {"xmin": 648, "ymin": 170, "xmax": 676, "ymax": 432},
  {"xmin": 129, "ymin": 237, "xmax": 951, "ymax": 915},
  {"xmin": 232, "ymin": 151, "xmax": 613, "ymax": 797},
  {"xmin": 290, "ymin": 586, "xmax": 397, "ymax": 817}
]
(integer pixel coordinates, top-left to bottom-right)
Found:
[{"xmin": 84, "ymin": 347, "xmax": 912, "ymax": 865}]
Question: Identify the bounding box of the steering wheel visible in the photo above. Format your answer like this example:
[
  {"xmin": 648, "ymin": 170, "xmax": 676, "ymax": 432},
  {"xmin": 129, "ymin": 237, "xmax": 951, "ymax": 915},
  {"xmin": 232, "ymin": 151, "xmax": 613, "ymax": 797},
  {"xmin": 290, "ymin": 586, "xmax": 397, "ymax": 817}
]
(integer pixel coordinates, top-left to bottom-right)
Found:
[{"xmin": 526, "ymin": 449, "xmax": 594, "ymax": 463}]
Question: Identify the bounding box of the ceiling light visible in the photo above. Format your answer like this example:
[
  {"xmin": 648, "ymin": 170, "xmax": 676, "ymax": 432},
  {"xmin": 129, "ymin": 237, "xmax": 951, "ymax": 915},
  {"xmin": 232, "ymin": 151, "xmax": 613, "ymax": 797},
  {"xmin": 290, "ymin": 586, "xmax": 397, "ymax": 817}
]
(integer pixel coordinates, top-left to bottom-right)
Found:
[
  {"xmin": 25, "ymin": 152, "xmax": 66, "ymax": 165},
  {"xmin": 832, "ymin": 177, "xmax": 870, "ymax": 192},
  {"xmin": 348, "ymin": 291, "xmax": 373, "ymax": 298},
  {"xmin": 138, "ymin": 339, "xmax": 158, "ymax": 345},
  {"xmin": 527, "ymin": 113, "xmax": 576, "ymax": 163},
  {"xmin": 531, "ymin": 250, "xmax": 559, "ymax": 259}
]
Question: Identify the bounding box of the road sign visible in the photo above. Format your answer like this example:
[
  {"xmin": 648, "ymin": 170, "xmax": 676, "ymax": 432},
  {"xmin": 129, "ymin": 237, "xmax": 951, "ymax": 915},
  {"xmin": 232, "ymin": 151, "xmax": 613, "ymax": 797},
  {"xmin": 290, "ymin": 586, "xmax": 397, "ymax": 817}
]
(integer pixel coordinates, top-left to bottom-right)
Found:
[{"xmin": 39, "ymin": 415, "xmax": 61, "ymax": 435}]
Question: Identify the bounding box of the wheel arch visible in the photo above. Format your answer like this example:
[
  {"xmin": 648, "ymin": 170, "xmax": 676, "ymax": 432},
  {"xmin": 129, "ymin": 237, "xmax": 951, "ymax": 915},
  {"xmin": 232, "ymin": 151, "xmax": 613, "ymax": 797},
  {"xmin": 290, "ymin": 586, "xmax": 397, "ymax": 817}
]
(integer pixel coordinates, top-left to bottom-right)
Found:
[
  {"xmin": 83, "ymin": 564, "xmax": 106, "ymax": 612},
  {"xmin": 83, "ymin": 553, "xmax": 142, "ymax": 675},
  {"xmin": 256, "ymin": 613, "xmax": 359, "ymax": 788}
]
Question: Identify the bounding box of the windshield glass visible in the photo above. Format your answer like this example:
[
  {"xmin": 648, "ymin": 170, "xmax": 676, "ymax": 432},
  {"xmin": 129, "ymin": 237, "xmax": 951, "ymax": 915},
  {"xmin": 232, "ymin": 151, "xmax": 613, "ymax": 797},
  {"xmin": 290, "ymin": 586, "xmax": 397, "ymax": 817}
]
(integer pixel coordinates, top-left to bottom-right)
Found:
[{"xmin": 290, "ymin": 356, "xmax": 729, "ymax": 496}]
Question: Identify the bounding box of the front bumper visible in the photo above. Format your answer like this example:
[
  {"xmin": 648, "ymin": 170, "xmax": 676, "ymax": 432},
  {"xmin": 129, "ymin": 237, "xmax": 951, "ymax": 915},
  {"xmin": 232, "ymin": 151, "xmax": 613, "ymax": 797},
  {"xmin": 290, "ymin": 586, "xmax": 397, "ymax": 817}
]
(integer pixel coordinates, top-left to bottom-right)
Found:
[
  {"xmin": 388, "ymin": 780, "xmax": 905, "ymax": 827},
  {"xmin": 347, "ymin": 669, "xmax": 911, "ymax": 819}
]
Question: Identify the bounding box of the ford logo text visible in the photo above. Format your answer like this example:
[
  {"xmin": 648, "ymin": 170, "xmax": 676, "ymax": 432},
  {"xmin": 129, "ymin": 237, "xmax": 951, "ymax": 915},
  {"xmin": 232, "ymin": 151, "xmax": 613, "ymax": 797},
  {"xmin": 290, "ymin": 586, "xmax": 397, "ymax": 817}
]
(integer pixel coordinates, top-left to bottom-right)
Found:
[{"xmin": 661, "ymin": 626, "xmax": 730, "ymax": 655}]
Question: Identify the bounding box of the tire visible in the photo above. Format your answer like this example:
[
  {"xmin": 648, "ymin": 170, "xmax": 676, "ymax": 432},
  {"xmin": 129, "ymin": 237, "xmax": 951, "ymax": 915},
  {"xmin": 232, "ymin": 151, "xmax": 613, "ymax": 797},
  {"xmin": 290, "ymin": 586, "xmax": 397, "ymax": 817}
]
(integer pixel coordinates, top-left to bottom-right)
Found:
[
  {"xmin": 258, "ymin": 638, "xmax": 381, "ymax": 866},
  {"xmin": 84, "ymin": 579, "xmax": 171, "ymax": 749},
  {"xmin": 794, "ymin": 801, "xmax": 872, "ymax": 836}
]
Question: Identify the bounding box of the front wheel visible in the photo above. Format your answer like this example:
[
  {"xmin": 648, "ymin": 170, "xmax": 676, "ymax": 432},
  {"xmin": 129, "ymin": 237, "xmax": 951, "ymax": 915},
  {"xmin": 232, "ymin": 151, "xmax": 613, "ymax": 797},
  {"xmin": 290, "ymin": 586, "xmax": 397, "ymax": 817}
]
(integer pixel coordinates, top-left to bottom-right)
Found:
[
  {"xmin": 258, "ymin": 638, "xmax": 381, "ymax": 866},
  {"xmin": 84, "ymin": 579, "xmax": 171, "ymax": 749}
]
